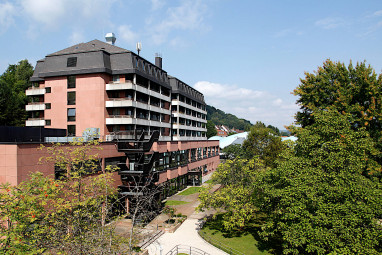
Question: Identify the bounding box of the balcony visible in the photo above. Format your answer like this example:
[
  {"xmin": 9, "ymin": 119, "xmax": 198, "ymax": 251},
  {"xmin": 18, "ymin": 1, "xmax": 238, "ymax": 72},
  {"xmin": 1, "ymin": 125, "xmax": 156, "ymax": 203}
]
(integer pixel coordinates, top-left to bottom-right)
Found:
[
  {"xmin": 105, "ymin": 116, "xmax": 171, "ymax": 128},
  {"xmin": 106, "ymin": 82, "xmax": 171, "ymax": 101},
  {"xmin": 26, "ymin": 87, "xmax": 45, "ymax": 96},
  {"xmin": 26, "ymin": 118, "xmax": 45, "ymax": 126},
  {"xmin": 26, "ymin": 102, "xmax": 46, "ymax": 111},
  {"xmin": 105, "ymin": 98, "xmax": 134, "ymax": 107},
  {"xmin": 105, "ymin": 81, "xmax": 134, "ymax": 90},
  {"xmin": 171, "ymin": 100, "xmax": 207, "ymax": 114},
  {"xmin": 106, "ymin": 115, "xmax": 133, "ymax": 125},
  {"xmin": 172, "ymin": 124, "xmax": 207, "ymax": 132}
]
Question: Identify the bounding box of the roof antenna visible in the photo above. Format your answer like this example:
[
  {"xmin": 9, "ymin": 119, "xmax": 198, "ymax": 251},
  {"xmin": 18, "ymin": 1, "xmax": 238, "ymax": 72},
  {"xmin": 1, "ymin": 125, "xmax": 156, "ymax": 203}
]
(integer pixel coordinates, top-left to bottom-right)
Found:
[{"xmin": 136, "ymin": 42, "xmax": 142, "ymax": 56}]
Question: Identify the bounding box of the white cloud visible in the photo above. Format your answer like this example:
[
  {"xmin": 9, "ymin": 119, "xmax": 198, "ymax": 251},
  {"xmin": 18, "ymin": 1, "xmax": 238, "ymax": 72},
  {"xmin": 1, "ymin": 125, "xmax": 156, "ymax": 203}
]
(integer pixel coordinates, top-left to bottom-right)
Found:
[
  {"xmin": 20, "ymin": 0, "xmax": 67, "ymax": 28},
  {"xmin": 150, "ymin": 0, "xmax": 165, "ymax": 11},
  {"xmin": 193, "ymin": 81, "xmax": 298, "ymax": 128},
  {"xmin": 315, "ymin": 17, "xmax": 345, "ymax": 29},
  {"xmin": 118, "ymin": 25, "xmax": 139, "ymax": 46},
  {"xmin": 0, "ymin": 2, "xmax": 16, "ymax": 34},
  {"xmin": 148, "ymin": 0, "xmax": 208, "ymax": 44},
  {"xmin": 19, "ymin": 0, "xmax": 114, "ymax": 30},
  {"xmin": 372, "ymin": 10, "xmax": 382, "ymax": 17}
]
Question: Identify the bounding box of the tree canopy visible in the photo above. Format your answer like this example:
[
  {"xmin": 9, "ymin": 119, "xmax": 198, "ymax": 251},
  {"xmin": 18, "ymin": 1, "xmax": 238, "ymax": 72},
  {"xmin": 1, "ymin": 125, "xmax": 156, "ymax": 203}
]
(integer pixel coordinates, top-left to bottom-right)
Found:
[
  {"xmin": 242, "ymin": 122, "xmax": 284, "ymax": 168},
  {"xmin": 294, "ymin": 60, "xmax": 382, "ymax": 147},
  {"xmin": 199, "ymin": 60, "xmax": 382, "ymax": 254},
  {"xmin": 206, "ymin": 105, "xmax": 252, "ymax": 131},
  {"xmin": 258, "ymin": 110, "xmax": 382, "ymax": 254},
  {"xmin": 206, "ymin": 120, "xmax": 217, "ymax": 138},
  {"xmin": 0, "ymin": 60, "xmax": 34, "ymax": 126}
]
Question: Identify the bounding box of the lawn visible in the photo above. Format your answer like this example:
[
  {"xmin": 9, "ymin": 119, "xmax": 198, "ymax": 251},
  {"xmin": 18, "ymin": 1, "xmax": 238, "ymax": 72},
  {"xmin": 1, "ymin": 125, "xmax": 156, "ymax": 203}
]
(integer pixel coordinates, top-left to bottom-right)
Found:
[
  {"xmin": 178, "ymin": 187, "xmax": 204, "ymax": 196},
  {"xmin": 203, "ymin": 179, "xmax": 213, "ymax": 184},
  {"xmin": 165, "ymin": 200, "xmax": 190, "ymax": 206},
  {"xmin": 199, "ymin": 214, "xmax": 273, "ymax": 255}
]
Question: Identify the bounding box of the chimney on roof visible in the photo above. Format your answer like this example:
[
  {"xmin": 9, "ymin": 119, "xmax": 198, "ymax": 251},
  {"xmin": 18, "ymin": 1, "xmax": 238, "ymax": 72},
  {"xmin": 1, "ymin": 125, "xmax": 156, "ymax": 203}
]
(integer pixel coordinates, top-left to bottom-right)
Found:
[
  {"xmin": 155, "ymin": 53, "xmax": 162, "ymax": 69},
  {"xmin": 105, "ymin": 33, "xmax": 116, "ymax": 45}
]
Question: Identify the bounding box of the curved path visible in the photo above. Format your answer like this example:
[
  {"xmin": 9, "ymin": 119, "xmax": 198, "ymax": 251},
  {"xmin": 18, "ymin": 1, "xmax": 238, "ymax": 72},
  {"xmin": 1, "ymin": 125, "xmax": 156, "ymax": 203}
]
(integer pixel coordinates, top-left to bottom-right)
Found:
[{"xmin": 147, "ymin": 210, "xmax": 228, "ymax": 255}]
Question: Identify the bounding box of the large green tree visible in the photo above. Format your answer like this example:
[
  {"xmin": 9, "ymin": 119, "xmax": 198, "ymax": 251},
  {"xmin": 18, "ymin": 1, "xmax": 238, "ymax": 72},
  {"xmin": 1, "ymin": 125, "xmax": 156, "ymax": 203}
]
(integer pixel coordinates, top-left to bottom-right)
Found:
[
  {"xmin": 294, "ymin": 59, "xmax": 382, "ymax": 149},
  {"xmin": 242, "ymin": 121, "xmax": 284, "ymax": 168},
  {"xmin": 206, "ymin": 120, "xmax": 217, "ymax": 138},
  {"xmin": 0, "ymin": 60, "xmax": 34, "ymax": 126},
  {"xmin": 198, "ymin": 158, "xmax": 264, "ymax": 230},
  {"xmin": 258, "ymin": 110, "xmax": 382, "ymax": 254}
]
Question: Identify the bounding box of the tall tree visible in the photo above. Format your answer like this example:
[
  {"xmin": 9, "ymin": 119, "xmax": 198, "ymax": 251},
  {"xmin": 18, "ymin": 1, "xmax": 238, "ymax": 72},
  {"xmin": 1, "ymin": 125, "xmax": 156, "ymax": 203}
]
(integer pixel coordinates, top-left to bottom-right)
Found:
[
  {"xmin": 206, "ymin": 120, "xmax": 217, "ymax": 138},
  {"xmin": 242, "ymin": 121, "xmax": 283, "ymax": 168},
  {"xmin": 294, "ymin": 59, "xmax": 382, "ymax": 149},
  {"xmin": 0, "ymin": 60, "xmax": 34, "ymax": 126},
  {"xmin": 257, "ymin": 110, "xmax": 382, "ymax": 254}
]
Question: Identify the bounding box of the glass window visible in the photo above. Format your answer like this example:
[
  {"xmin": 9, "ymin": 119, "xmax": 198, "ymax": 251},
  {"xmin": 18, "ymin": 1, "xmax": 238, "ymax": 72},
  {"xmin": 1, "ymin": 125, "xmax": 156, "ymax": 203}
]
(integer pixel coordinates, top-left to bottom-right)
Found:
[
  {"xmin": 45, "ymin": 87, "xmax": 51, "ymax": 93},
  {"xmin": 45, "ymin": 103, "xmax": 51, "ymax": 109},
  {"xmin": 67, "ymin": 125, "xmax": 76, "ymax": 136},
  {"xmin": 67, "ymin": 75, "xmax": 76, "ymax": 88},
  {"xmin": 67, "ymin": 91, "xmax": 76, "ymax": 105},
  {"xmin": 45, "ymin": 119, "xmax": 51, "ymax": 126},
  {"xmin": 67, "ymin": 108, "xmax": 76, "ymax": 121},
  {"xmin": 112, "ymin": 75, "xmax": 120, "ymax": 83}
]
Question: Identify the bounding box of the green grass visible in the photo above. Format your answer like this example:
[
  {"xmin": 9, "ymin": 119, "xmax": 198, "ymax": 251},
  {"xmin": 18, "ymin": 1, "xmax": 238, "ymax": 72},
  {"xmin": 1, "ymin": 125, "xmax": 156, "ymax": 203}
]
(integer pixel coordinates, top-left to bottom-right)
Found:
[
  {"xmin": 204, "ymin": 179, "xmax": 213, "ymax": 184},
  {"xmin": 165, "ymin": 200, "xmax": 190, "ymax": 206},
  {"xmin": 178, "ymin": 187, "xmax": 204, "ymax": 196},
  {"xmin": 200, "ymin": 214, "xmax": 274, "ymax": 255}
]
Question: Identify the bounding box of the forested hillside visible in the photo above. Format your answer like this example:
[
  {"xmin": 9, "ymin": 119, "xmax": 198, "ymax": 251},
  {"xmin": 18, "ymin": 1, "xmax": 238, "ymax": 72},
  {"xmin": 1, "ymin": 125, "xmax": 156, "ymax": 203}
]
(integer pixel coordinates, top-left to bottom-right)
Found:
[{"xmin": 206, "ymin": 105, "xmax": 252, "ymax": 131}]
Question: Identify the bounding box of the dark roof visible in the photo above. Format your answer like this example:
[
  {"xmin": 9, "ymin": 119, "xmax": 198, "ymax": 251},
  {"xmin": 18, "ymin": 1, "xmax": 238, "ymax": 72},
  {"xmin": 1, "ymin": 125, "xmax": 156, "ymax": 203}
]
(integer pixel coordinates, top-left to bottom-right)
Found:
[
  {"xmin": 47, "ymin": 40, "xmax": 130, "ymax": 56},
  {"xmin": 169, "ymin": 76, "xmax": 205, "ymax": 104}
]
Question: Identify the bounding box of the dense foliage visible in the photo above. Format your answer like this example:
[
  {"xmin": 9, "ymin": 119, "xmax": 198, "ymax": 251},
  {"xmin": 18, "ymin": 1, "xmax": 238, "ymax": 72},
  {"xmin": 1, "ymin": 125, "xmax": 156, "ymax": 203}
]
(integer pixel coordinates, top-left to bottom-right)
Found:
[
  {"xmin": 242, "ymin": 122, "xmax": 284, "ymax": 168},
  {"xmin": 206, "ymin": 105, "xmax": 252, "ymax": 131},
  {"xmin": 259, "ymin": 110, "xmax": 382, "ymax": 254},
  {"xmin": 294, "ymin": 60, "xmax": 382, "ymax": 167},
  {"xmin": 0, "ymin": 60, "xmax": 33, "ymax": 126},
  {"xmin": 199, "ymin": 60, "xmax": 382, "ymax": 254},
  {"xmin": 206, "ymin": 120, "xmax": 217, "ymax": 138},
  {"xmin": 0, "ymin": 139, "xmax": 132, "ymax": 254},
  {"xmin": 198, "ymin": 158, "xmax": 264, "ymax": 230}
]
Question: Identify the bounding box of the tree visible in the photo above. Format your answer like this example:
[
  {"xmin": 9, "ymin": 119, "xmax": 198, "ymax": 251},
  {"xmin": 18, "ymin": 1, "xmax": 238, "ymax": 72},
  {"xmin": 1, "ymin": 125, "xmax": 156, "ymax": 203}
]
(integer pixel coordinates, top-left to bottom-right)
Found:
[
  {"xmin": 257, "ymin": 110, "xmax": 382, "ymax": 254},
  {"xmin": 294, "ymin": 60, "xmax": 382, "ymax": 154},
  {"xmin": 221, "ymin": 144, "xmax": 246, "ymax": 159},
  {"xmin": 197, "ymin": 158, "xmax": 264, "ymax": 231},
  {"xmin": 0, "ymin": 60, "xmax": 33, "ymax": 126},
  {"xmin": 242, "ymin": 122, "xmax": 284, "ymax": 168},
  {"xmin": 206, "ymin": 120, "xmax": 217, "ymax": 138},
  {"xmin": 0, "ymin": 138, "xmax": 134, "ymax": 254}
]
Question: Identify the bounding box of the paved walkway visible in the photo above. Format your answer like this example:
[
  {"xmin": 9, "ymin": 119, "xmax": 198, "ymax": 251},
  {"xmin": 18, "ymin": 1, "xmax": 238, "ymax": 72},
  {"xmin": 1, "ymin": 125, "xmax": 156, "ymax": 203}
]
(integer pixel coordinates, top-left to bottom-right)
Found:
[
  {"xmin": 147, "ymin": 179, "xmax": 227, "ymax": 255},
  {"xmin": 147, "ymin": 210, "xmax": 227, "ymax": 255}
]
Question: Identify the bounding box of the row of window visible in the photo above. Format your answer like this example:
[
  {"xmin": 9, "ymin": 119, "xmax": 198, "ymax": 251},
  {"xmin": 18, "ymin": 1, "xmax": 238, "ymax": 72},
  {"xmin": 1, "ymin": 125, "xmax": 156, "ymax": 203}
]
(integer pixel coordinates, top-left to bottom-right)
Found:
[
  {"xmin": 153, "ymin": 147, "xmax": 219, "ymax": 172},
  {"xmin": 171, "ymin": 93, "xmax": 205, "ymax": 110}
]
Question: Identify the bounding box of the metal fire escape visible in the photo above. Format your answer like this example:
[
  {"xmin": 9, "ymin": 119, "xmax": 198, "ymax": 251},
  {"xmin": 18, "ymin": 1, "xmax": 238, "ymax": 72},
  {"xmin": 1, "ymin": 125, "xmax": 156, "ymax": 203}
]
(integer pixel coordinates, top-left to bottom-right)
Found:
[{"xmin": 113, "ymin": 130, "xmax": 160, "ymax": 198}]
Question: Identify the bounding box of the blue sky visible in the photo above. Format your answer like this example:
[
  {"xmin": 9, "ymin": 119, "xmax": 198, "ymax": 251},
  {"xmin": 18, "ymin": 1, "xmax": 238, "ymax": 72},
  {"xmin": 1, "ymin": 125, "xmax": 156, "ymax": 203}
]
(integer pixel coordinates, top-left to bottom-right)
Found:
[{"xmin": 1, "ymin": 0, "xmax": 381, "ymax": 128}]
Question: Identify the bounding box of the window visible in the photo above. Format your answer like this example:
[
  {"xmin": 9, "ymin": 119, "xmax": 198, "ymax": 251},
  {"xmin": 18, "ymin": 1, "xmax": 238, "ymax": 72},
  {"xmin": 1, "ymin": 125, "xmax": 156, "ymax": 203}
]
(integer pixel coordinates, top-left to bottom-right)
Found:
[
  {"xmin": 67, "ymin": 57, "xmax": 77, "ymax": 67},
  {"xmin": 45, "ymin": 103, "xmax": 51, "ymax": 109},
  {"xmin": 67, "ymin": 76, "xmax": 76, "ymax": 88},
  {"xmin": 67, "ymin": 91, "xmax": 76, "ymax": 105},
  {"xmin": 67, "ymin": 125, "xmax": 76, "ymax": 136},
  {"xmin": 112, "ymin": 75, "xmax": 120, "ymax": 83},
  {"xmin": 45, "ymin": 119, "xmax": 51, "ymax": 126},
  {"xmin": 67, "ymin": 108, "xmax": 76, "ymax": 121},
  {"xmin": 112, "ymin": 108, "xmax": 120, "ymax": 116},
  {"xmin": 45, "ymin": 87, "xmax": 51, "ymax": 93}
]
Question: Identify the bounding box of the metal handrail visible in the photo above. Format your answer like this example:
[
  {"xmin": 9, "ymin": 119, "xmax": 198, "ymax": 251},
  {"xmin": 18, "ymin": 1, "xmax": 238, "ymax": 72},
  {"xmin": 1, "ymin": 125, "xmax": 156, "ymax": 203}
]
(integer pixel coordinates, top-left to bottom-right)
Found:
[{"xmin": 166, "ymin": 244, "xmax": 210, "ymax": 255}]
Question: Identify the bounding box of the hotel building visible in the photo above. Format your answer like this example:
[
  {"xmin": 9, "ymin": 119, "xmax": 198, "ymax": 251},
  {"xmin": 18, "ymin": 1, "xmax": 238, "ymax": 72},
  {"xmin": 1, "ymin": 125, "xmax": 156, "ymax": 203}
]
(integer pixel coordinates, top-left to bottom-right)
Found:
[{"xmin": 0, "ymin": 34, "xmax": 219, "ymax": 200}]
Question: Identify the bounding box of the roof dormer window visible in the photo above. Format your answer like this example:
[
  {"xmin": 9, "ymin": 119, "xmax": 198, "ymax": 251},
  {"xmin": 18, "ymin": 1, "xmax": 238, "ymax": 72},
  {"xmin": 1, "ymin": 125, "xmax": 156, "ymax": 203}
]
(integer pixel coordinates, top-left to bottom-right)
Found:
[{"xmin": 67, "ymin": 57, "xmax": 77, "ymax": 67}]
